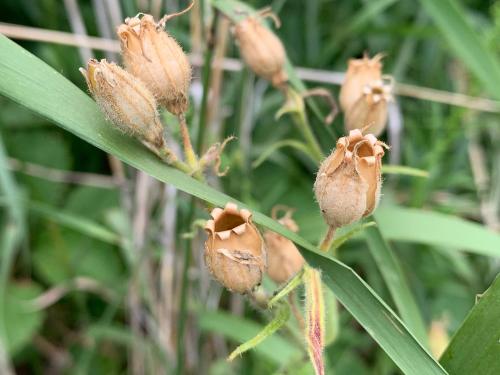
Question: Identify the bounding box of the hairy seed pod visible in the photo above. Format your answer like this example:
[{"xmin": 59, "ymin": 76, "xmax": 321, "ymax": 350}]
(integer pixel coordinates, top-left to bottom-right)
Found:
[
  {"xmin": 117, "ymin": 11, "xmax": 192, "ymax": 115},
  {"xmin": 264, "ymin": 213, "xmax": 304, "ymax": 285},
  {"xmin": 204, "ymin": 203, "xmax": 266, "ymax": 294},
  {"xmin": 233, "ymin": 10, "xmax": 288, "ymax": 88},
  {"xmin": 345, "ymin": 79, "xmax": 392, "ymax": 136},
  {"xmin": 314, "ymin": 129, "xmax": 386, "ymax": 229},
  {"xmin": 80, "ymin": 59, "xmax": 164, "ymax": 147},
  {"xmin": 339, "ymin": 53, "xmax": 384, "ymax": 113}
]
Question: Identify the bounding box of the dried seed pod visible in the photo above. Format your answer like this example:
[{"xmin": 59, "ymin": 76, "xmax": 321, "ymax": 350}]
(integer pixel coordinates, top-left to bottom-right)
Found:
[
  {"xmin": 117, "ymin": 8, "xmax": 192, "ymax": 115},
  {"xmin": 344, "ymin": 79, "xmax": 392, "ymax": 136},
  {"xmin": 80, "ymin": 59, "xmax": 164, "ymax": 147},
  {"xmin": 314, "ymin": 129, "xmax": 387, "ymax": 229},
  {"xmin": 233, "ymin": 9, "xmax": 288, "ymax": 88},
  {"xmin": 429, "ymin": 320, "xmax": 449, "ymax": 359},
  {"xmin": 339, "ymin": 53, "xmax": 384, "ymax": 113},
  {"xmin": 264, "ymin": 210, "xmax": 304, "ymax": 285},
  {"xmin": 204, "ymin": 203, "xmax": 266, "ymax": 294}
]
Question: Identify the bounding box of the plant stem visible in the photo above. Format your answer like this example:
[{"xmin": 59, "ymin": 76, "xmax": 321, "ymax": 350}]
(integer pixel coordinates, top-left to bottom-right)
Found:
[
  {"xmin": 292, "ymin": 111, "xmax": 324, "ymax": 163},
  {"xmin": 156, "ymin": 146, "xmax": 192, "ymax": 175},
  {"xmin": 319, "ymin": 225, "xmax": 336, "ymax": 252},
  {"xmin": 195, "ymin": 13, "xmax": 217, "ymax": 155},
  {"xmin": 177, "ymin": 114, "xmax": 198, "ymax": 170}
]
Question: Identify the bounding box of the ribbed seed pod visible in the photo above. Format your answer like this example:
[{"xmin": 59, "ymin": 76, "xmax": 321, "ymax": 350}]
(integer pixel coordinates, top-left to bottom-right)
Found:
[
  {"xmin": 204, "ymin": 203, "xmax": 266, "ymax": 294},
  {"xmin": 234, "ymin": 10, "xmax": 288, "ymax": 88},
  {"xmin": 339, "ymin": 53, "xmax": 384, "ymax": 113},
  {"xmin": 80, "ymin": 59, "xmax": 164, "ymax": 147},
  {"xmin": 344, "ymin": 79, "xmax": 392, "ymax": 136},
  {"xmin": 314, "ymin": 129, "xmax": 386, "ymax": 229},
  {"xmin": 264, "ymin": 213, "xmax": 304, "ymax": 285},
  {"xmin": 117, "ymin": 12, "xmax": 192, "ymax": 115}
]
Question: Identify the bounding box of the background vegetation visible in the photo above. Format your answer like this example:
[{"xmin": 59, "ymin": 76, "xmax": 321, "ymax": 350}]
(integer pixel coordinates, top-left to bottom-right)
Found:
[{"xmin": 1, "ymin": 0, "xmax": 500, "ymax": 374}]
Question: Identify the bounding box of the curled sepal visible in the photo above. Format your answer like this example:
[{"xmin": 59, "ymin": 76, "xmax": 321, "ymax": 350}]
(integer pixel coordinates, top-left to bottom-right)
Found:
[
  {"xmin": 227, "ymin": 303, "xmax": 290, "ymax": 361},
  {"xmin": 301, "ymin": 88, "xmax": 338, "ymax": 125},
  {"xmin": 304, "ymin": 266, "xmax": 325, "ymax": 375},
  {"xmin": 199, "ymin": 136, "xmax": 236, "ymax": 176}
]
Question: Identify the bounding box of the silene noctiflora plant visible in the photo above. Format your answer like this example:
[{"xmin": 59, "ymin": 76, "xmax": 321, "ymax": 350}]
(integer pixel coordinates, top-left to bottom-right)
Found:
[
  {"xmin": 340, "ymin": 53, "xmax": 393, "ymax": 136},
  {"xmin": 81, "ymin": 2, "xmax": 231, "ymax": 177},
  {"xmin": 79, "ymin": 3, "xmax": 391, "ymax": 374},
  {"xmin": 117, "ymin": 4, "xmax": 193, "ymax": 116},
  {"xmin": 79, "ymin": 59, "xmax": 164, "ymax": 148},
  {"xmin": 232, "ymin": 7, "xmax": 288, "ymax": 89},
  {"xmin": 204, "ymin": 203, "xmax": 266, "ymax": 294},
  {"xmin": 315, "ymin": 129, "xmax": 387, "ymax": 245}
]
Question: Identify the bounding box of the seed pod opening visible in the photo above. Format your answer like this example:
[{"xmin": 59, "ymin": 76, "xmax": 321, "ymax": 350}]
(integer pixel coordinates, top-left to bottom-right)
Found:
[
  {"xmin": 117, "ymin": 11, "xmax": 192, "ymax": 115},
  {"xmin": 204, "ymin": 203, "xmax": 266, "ymax": 294},
  {"xmin": 264, "ymin": 210, "xmax": 304, "ymax": 285},
  {"xmin": 314, "ymin": 129, "xmax": 387, "ymax": 229},
  {"xmin": 344, "ymin": 79, "xmax": 392, "ymax": 136},
  {"xmin": 233, "ymin": 10, "xmax": 288, "ymax": 88},
  {"xmin": 80, "ymin": 59, "xmax": 164, "ymax": 147},
  {"xmin": 339, "ymin": 53, "xmax": 384, "ymax": 113}
]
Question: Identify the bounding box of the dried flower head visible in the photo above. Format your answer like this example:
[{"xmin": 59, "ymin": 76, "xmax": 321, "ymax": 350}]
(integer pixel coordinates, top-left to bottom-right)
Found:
[
  {"xmin": 117, "ymin": 5, "xmax": 193, "ymax": 115},
  {"xmin": 233, "ymin": 8, "xmax": 288, "ymax": 88},
  {"xmin": 339, "ymin": 53, "xmax": 384, "ymax": 113},
  {"xmin": 314, "ymin": 129, "xmax": 387, "ymax": 229},
  {"xmin": 345, "ymin": 78, "xmax": 392, "ymax": 136},
  {"xmin": 80, "ymin": 59, "xmax": 164, "ymax": 147},
  {"xmin": 204, "ymin": 203, "xmax": 266, "ymax": 294},
  {"xmin": 264, "ymin": 208, "xmax": 304, "ymax": 284}
]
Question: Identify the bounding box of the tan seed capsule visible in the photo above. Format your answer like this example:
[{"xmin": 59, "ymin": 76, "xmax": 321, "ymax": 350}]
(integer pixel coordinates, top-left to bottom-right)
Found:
[
  {"xmin": 80, "ymin": 59, "xmax": 164, "ymax": 147},
  {"xmin": 344, "ymin": 79, "xmax": 392, "ymax": 136},
  {"xmin": 234, "ymin": 9, "xmax": 288, "ymax": 88},
  {"xmin": 204, "ymin": 203, "xmax": 266, "ymax": 294},
  {"xmin": 339, "ymin": 53, "xmax": 384, "ymax": 113},
  {"xmin": 264, "ymin": 211, "xmax": 304, "ymax": 285},
  {"xmin": 117, "ymin": 9, "xmax": 192, "ymax": 115},
  {"xmin": 314, "ymin": 129, "xmax": 386, "ymax": 229},
  {"xmin": 429, "ymin": 320, "xmax": 449, "ymax": 359}
]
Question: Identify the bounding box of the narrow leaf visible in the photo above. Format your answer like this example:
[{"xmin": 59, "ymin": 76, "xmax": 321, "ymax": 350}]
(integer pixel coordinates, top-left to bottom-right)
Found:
[
  {"xmin": 440, "ymin": 274, "xmax": 500, "ymax": 374},
  {"xmin": 365, "ymin": 223, "xmax": 428, "ymax": 346},
  {"xmin": 376, "ymin": 206, "xmax": 500, "ymax": 258},
  {"xmin": 227, "ymin": 304, "xmax": 290, "ymax": 361}
]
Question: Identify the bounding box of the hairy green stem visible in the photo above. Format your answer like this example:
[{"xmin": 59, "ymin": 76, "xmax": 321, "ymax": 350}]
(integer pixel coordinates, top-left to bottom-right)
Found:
[{"xmin": 292, "ymin": 111, "xmax": 324, "ymax": 163}]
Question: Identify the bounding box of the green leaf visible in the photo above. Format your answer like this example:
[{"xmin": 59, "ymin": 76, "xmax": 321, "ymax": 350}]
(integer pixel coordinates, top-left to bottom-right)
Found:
[
  {"xmin": 227, "ymin": 304, "xmax": 291, "ymax": 361},
  {"xmin": 419, "ymin": 0, "xmax": 500, "ymax": 100},
  {"xmin": 364, "ymin": 223, "xmax": 428, "ymax": 347},
  {"xmin": 0, "ymin": 35, "xmax": 446, "ymax": 375},
  {"xmin": 376, "ymin": 206, "xmax": 500, "ymax": 257},
  {"xmin": 199, "ymin": 310, "xmax": 300, "ymax": 365},
  {"xmin": 440, "ymin": 274, "xmax": 500, "ymax": 374},
  {"xmin": 0, "ymin": 197, "xmax": 121, "ymax": 245},
  {"xmin": 2, "ymin": 282, "xmax": 44, "ymax": 354},
  {"xmin": 382, "ymin": 165, "xmax": 429, "ymax": 178}
]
